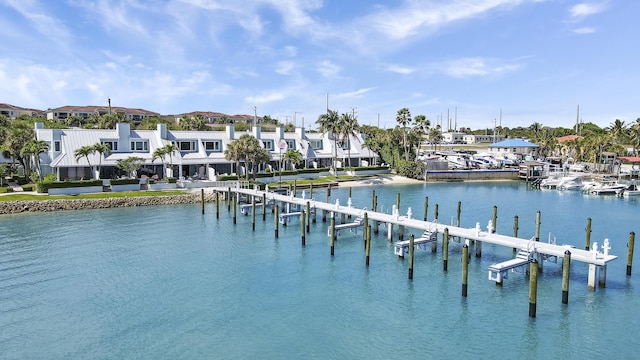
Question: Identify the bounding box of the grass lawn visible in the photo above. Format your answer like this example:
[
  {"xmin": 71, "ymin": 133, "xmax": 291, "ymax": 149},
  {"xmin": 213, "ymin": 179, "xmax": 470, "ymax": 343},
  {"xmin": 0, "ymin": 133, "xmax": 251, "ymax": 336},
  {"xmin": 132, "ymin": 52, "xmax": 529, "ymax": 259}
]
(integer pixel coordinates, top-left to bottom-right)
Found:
[{"xmin": 0, "ymin": 190, "xmax": 189, "ymax": 202}]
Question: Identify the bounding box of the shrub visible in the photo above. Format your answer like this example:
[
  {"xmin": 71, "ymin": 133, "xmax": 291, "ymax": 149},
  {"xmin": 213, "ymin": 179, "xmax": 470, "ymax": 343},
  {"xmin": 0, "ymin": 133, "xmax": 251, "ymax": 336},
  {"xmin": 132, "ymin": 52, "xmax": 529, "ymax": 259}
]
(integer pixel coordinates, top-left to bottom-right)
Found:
[
  {"xmin": 43, "ymin": 173, "xmax": 57, "ymax": 182},
  {"xmin": 36, "ymin": 179, "xmax": 103, "ymax": 193},
  {"xmin": 110, "ymin": 178, "xmax": 140, "ymax": 185},
  {"xmin": 21, "ymin": 184, "xmax": 35, "ymax": 192},
  {"xmin": 218, "ymin": 175, "xmax": 239, "ymax": 181},
  {"xmin": 166, "ymin": 177, "xmax": 177, "ymax": 184},
  {"xmin": 395, "ymin": 160, "xmax": 425, "ymax": 179},
  {"xmin": 0, "ymin": 187, "xmax": 12, "ymax": 194}
]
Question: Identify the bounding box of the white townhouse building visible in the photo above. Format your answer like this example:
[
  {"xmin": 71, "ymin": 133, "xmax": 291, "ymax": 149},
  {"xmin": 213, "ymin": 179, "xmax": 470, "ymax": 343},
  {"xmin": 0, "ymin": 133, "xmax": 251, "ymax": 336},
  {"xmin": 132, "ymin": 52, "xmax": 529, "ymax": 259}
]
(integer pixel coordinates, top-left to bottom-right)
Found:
[
  {"xmin": 34, "ymin": 123, "xmax": 379, "ymax": 181},
  {"xmin": 487, "ymin": 139, "xmax": 539, "ymax": 159}
]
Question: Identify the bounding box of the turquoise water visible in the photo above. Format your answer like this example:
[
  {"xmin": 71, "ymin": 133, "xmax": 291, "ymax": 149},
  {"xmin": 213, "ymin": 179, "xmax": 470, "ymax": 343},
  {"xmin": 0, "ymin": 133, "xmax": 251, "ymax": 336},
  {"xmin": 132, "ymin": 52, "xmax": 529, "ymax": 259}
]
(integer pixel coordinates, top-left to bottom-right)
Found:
[{"xmin": 1, "ymin": 182, "xmax": 639, "ymax": 359}]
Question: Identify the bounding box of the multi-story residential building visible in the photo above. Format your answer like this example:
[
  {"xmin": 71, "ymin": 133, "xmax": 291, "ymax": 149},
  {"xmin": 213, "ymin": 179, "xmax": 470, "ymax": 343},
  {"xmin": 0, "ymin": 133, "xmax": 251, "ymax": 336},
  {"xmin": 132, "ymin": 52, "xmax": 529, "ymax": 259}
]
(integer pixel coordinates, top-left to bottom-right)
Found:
[
  {"xmin": 46, "ymin": 105, "xmax": 159, "ymax": 124},
  {"xmin": 34, "ymin": 123, "xmax": 378, "ymax": 181},
  {"xmin": 0, "ymin": 103, "xmax": 42, "ymax": 119}
]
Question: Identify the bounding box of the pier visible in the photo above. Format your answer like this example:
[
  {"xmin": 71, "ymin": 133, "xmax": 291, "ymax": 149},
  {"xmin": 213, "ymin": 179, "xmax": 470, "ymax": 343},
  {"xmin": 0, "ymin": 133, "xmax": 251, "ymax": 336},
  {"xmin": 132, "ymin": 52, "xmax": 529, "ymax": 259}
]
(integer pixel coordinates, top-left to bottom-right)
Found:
[{"xmin": 218, "ymin": 185, "xmax": 619, "ymax": 291}]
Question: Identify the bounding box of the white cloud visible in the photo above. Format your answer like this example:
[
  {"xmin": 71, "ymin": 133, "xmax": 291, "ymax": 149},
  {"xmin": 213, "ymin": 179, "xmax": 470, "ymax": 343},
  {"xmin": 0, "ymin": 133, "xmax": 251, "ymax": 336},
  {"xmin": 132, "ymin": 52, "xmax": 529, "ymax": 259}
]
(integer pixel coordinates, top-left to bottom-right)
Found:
[
  {"xmin": 572, "ymin": 27, "xmax": 596, "ymax": 34},
  {"xmin": 3, "ymin": 0, "xmax": 74, "ymax": 47},
  {"xmin": 335, "ymin": 88, "xmax": 375, "ymax": 98},
  {"xmin": 386, "ymin": 65, "xmax": 415, "ymax": 75},
  {"xmin": 245, "ymin": 91, "xmax": 285, "ymax": 104},
  {"xmin": 275, "ymin": 61, "xmax": 296, "ymax": 75},
  {"xmin": 569, "ymin": 2, "xmax": 608, "ymax": 19},
  {"xmin": 317, "ymin": 60, "xmax": 340, "ymax": 78},
  {"xmin": 438, "ymin": 57, "xmax": 522, "ymax": 78}
]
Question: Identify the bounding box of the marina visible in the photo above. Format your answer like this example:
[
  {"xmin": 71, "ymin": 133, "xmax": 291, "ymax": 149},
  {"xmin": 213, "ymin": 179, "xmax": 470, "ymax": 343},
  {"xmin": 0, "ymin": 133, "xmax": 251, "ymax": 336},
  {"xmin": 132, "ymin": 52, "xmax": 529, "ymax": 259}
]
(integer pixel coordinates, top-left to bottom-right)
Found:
[{"xmin": 0, "ymin": 182, "xmax": 638, "ymax": 359}]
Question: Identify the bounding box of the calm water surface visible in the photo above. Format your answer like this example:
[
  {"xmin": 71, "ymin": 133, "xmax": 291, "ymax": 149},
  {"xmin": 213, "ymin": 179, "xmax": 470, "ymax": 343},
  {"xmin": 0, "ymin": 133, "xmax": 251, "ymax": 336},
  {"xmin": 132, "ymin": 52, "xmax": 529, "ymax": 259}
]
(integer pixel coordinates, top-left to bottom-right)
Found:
[{"xmin": 0, "ymin": 182, "xmax": 638, "ymax": 359}]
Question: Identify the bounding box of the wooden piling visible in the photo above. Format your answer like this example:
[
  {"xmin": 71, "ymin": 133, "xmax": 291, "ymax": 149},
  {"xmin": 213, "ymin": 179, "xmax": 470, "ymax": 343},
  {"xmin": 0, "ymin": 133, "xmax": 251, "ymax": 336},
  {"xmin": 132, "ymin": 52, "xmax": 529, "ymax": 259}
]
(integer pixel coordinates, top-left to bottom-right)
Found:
[
  {"xmin": 365, "ymin": 225, "xmax": 371, "ymax": 267},
  {"xmin": 529, "ymin": 259, "xmax": 539, "ymax": 318},
  {"xmin": 215, "ymin": 192, "xmax": 220, "ymax": 219},
  {"xmin": 227, "ymin": 187, "xmax": 231, "ymax": 211},
  {"xmin": 443, "ymin": 228, "xmax": 449, "ymax": 271},
  {"xmin": 475, "ymin": 238, "xmax": 482, "ymax": 258},
  {"xmin": 323, "ymin": 190, "xmax": 329, "ymax": 223},
  {"xmin": 293, "ymin": 180, "xmax": 297, "ymax": 196},
  {"xmin": 513, "ymin": 215, "xmax": 519, "ymax": 253},
  {"xmin": 408, "ymin": 234, "xmax": 415, "ymax": 280},
  {"xmin": 535, "ymin": 210, "xmax": 541, "ymax": 242},
  {"xmin": 301, "ymin": 211, "xmax": 306, "ymax": 246},
  {"xmin": 306, "ymin": 201, "xmax": 311, "ymax": 233},
  {"xmin": 396, "ymin": 193, "xmax": 401, "ymax": 213},
  {"xmin": 348, "ymin": 187, "xmax": 352, "ymax": 219},
  {"xmin": 274, "ymin": 205, "xmax": 279, "ymax": 238},
  {"xmin": 627, "ymin": 232, "xmax": 635, "ymax": 276},
  {"xmin": 330, "ymin": 215, "xmax": 336, "ymax": 256},
  {"xmin": 491, "ymin": 205, "xmax": 497, "ymax": 233},
  {"xmin": 434, "ymin": 204, "xmax": 439, "ymax": 223},
  {"xmin": 201, "ymin": 189, "xmax": 205, "ymax": 214},
  {"xmin": 398, "ymin": 225, "xmax": 404, "ymax": 241},
  {"xmin": 374, "ymin": 195, "xmax": 379, "ymax": 235},
  {"xmin": 309, "ymin": 183, "xmax": 313, "ymax": 199},
  {"xmin": 251, "ymin": 197, "xmax": 256, "ymax": 231},
  {"xmin": 262, "ymin": 193, "xmax": 266, "ymax": 221},
  {"xmin": 562, "ymin": 250, "xmax": 571, "ymax": 304},
  {"xmin": 456, "ymin": 201, "xmax": 461, "ymax": 227},
  {"xmin": 232, "ymin": 195, "xmax": 237, "ymax": 225},
  {"xmin": 363, "ymin": 213, "xmax": 369, "ymax": 249},
  {"xmin": 462, "ymin": 245, "xmax": 469, "ymax": 297},
  {"xmin": 371, "ymin": 190, "xmax": 376, "ymax": 213},
  {"xmin": 424, "ymin": 197, "xmax": 429, "ymax": 221},
  {"xmin": 585, "ymin": 218, "xmax": 592, "ymax": 250},
  {"xmin": 341, "ymin": 212, "xmax": 346, "ymax": 225}
]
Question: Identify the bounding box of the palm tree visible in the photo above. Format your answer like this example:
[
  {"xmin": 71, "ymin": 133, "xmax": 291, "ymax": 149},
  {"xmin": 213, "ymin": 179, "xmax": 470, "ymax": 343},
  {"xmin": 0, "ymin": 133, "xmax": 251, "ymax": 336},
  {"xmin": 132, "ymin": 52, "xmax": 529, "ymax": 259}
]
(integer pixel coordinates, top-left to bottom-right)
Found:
[
  {"xmin": 74, "ymin": 145, "xmax": 96, "ymax": 179},
  {"xmin": 338, "ymin": 112, "xmax": 359, "ymax": 168},
  {"xmin": 162, "ymin": 144, "xmax": 178, "ymax": 177},
  {"xmin": 283, "ymin": 149, "xmax": 303, "ymax": 170},
  {"xmin": 93, "ymin": 142, "xmax": 111, "ymax": 178},
  {"xmin": 224, "ymin": 140, "xmax": 241, "ymax": 176},
  {"xmin": 608, "ymin": 119, "xmax": 628, "ymax": 145},
  {"xmin": 316, "ymin": 109, "xmax": 340, "ymax": 170},
  {"xmin": 412, "ymin": 115, "xmax": 430, "ymax": 158},
  {"xmin": 396, "ymin": 108, "xmax": 412, "ymax": 160},
  {"xmin": 22, "ymin": 139, "xmax": 49, "ymax": 180},
  {"xmin": 628, "ymin": 119, "xmax": 640, "ymax": 156}
]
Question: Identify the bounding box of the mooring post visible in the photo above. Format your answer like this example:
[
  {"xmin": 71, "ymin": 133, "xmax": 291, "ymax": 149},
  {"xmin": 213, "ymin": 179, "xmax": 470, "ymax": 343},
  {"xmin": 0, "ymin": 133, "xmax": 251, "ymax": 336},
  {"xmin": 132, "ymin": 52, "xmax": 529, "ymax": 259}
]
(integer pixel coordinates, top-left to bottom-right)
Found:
[
  {"xmin": 363, "ymin": 213, "xmax": 369, "ymax": 249},
  {"xmin": 424, "ymin": 197, "xmax": 429, "ymax": 222},
  {"xmin": 216, "ymin": 192, "xmax": 220, "ymax": 219},
  {"xmin": 396, "ymin": 193, "xmax": 401, "ymax": 213},
  {"xmin": 341, "ymin": 212, "xmax": 346, "ymax": 225},
  {"xmin": 462, "ymin": 245, "xmax": 469, "ymax": 297},
  {"xmin": 408, "ymin": 234, "xmax": 415, "ymax": 280},
  {"xmin": 300, "ymin": 211, "xmax": 306, "ymax": 246},
  {"xmin": 373, "ymin": 195, "xmax": 379, "ymax": 234},
  {"xmin": 456, "ymin": 201, "xmax": 461, "ymax": 227},
  {"xmin": 309, "ymin": 183, "xmax": 313, "ymax": 199},
  {"xmin": 323, "ymin": 190, "xmax": 329, "ymax": 223},
  {"xmin": 293, "ymin": 180, "xmax": 297, "ymax": 196},
  {"xmin": 398, "ymin": 225, "xmax": 404, "ymax": 241},
  {"xmin": 348, "ymin": 187, "xmax": 352, "ymax": 219},
  {"xmin": 431, "ymin": 230, "xmax": 437, "ymax": 253},
  {"xmin": 262, "ymin": 193, "xmax": 266, "ymax": 221},
  {"xmin": 330, "ymin": 215, "xmax": 336, "ymax": 256},
  {"xmin": 513, "ymin": 215, "xmax": 519, "ymax": 253},
  {"xmin": 365, "ymin": 225, "xmax": 371, "ymax": 267},
  {"xmin": 443, "ymin": 228, "xmax": 449, "ymax": 271},
  {"xmin": 492, "ymin": 205, "xmax": 497, "ymax": 233},
  {"xmin": 232, "ymin": 195, "xmax": 237, "ymax": 225},
  {"xmin": 562, "ymin": 250, "xmax": 571, "ymax": 304},
  {"xmin": 227, "ymin": 187, "xmax": 231, "ymax": 211},
  {"xmin": 535, "ymin": 210, "xmax": 541, "ymax": 242},
  {"xmin": 251, "ymin": 197, "xmax": 256, "ymax": 231},
  {"xmin": 599, "ymin": 265, "xmax": 607, "ymax": 288},
  {"xmin": 627, "ymin": 232, "xmax": 635, "ymax": 276},
  {"xmin": 585, "ymin": 217, "xmax": 592, "ymax": 250},
  {"xmin": 387, "ymin": 222, "xmax": 393, "ymax": 242},
  {"xmin": 371, "ymin": 190, "xmax": 376, "ymax": 212},
  {"xmin": 434, "ymin": 204, "xmax": 439, "ymax": 223},
  {"xmin": 475, "ymin": 238, "xmax": 482, "ymax": 258},
  {"xmin": 201, "ymin": 189, "xmax": 205, "ymax": 214},
  {"xmin": 529, "ymin": 259, "xmax": 539, "ymax": 318},
  {"xmin": 306, "ymin": 201, "xmax": 311, "ymax": 233},
  {"xmin": 274, "ymin": 205, "xmax": 279, "ymax": 238}
]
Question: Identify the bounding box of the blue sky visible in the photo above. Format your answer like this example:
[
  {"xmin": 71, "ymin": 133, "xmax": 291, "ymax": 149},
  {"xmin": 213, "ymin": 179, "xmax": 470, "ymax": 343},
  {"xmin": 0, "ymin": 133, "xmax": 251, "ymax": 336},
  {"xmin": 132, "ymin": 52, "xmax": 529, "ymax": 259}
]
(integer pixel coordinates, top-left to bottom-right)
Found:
[{"xmin": 1, "ymin": 0, "xmax": 637, "ymax": 130}]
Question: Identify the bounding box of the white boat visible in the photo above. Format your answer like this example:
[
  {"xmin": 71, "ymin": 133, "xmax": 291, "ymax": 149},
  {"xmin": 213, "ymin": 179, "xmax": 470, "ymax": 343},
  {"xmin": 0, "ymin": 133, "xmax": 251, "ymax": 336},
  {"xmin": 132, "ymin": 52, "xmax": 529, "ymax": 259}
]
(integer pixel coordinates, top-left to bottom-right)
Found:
[
  {"xmin": 558, "ymin": 175, "xmax": 584, "ymax": 190},
  {"xmin": 589, "ymin": 179, "xmax": 627, "ymax": 195},
  {"xmin": 619, "ymin": 180, "xmax": 640, "ymax": 197}
]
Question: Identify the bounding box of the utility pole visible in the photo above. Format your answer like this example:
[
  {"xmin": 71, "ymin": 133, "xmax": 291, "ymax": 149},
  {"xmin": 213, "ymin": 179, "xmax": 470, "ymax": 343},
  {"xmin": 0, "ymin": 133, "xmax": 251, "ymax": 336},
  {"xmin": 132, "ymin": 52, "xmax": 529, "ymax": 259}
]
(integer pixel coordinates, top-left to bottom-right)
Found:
[
  {"xmin": 253, "ymin": 105, "xmax": 257, "ymax": 129},
  {"xmin": 108, "ymin": 98, "xmax": 112, "ymax": 115}
]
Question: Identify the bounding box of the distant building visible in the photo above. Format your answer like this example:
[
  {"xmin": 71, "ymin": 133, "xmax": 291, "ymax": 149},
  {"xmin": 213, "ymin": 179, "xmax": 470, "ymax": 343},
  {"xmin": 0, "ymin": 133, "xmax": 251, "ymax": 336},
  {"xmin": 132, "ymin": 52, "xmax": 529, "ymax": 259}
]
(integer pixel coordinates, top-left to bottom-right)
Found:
[
  {"xmin": 0, "ymin": 103, "xmax": 42, "ymax": 119},
  {"xmin": 46, "ymin": 105, "xmax": 159, "ymax": 124},
  {"xmin": 488, "ymin": 139, "xmax": 539, "ymax": 159}
]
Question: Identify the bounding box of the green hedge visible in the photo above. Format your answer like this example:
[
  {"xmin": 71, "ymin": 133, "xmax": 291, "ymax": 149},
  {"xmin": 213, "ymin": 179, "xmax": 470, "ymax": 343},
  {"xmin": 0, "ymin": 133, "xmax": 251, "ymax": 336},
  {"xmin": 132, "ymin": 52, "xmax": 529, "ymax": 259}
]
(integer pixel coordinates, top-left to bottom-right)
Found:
[
  {"xmin": 0, "ymin": 187, "xmax": 12, "ymax": 194},
  {"xmin": 254, "ymin": 172, "xmax": 274, "ymax": 178},
  {"xmin": 166, "ymin": 177, "xmax": 177, "ymax": 184},
  {"xmin": 218, "ymin": 175, "xmax": 239, "ymax": 181},
  {"xmin": 36, "ymin": 179, "xmax": 103, "ymax": 193},
  {"xmin": 110, "ymin": 178, "xmax": 140, "ymax": 185},
  {"xmin": 352, "ymin": 166, "xmax": 389, "ymax": 171},
  {"xmin": 21, "ymin": 184, "xmax": 35, "ymax": 192}
]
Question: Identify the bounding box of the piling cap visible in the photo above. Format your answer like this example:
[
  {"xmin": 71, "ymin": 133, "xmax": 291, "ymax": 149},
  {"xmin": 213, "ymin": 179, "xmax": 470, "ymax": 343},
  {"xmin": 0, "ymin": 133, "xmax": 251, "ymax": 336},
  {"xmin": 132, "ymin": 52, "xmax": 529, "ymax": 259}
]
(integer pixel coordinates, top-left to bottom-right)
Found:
[{"xmin": 564, "ymin": 250, "xmax": 571, "ymax": 255}]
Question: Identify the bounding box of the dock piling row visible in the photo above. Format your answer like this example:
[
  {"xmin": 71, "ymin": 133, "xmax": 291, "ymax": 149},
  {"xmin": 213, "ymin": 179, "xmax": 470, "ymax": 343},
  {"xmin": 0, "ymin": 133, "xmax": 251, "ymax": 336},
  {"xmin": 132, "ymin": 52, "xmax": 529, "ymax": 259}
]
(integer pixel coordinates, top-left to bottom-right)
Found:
[{"xmin": 628, "ymin": 232, "xmax": 635, "ymax": 276}]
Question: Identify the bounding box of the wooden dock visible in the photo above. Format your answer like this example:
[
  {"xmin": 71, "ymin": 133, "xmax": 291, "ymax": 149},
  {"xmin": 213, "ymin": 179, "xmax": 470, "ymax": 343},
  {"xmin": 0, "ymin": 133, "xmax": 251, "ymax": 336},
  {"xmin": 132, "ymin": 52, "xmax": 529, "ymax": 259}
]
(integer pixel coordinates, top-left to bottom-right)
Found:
[{"xmin": 222, "ymin": 186, "xmax": 619, "ymax": 290}]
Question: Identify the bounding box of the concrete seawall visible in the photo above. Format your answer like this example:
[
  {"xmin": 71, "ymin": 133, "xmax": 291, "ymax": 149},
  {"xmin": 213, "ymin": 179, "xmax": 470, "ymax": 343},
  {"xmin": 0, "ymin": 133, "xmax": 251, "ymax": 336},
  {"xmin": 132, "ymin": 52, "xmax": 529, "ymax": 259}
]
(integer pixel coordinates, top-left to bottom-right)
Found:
[
  {"xmin": 424, "ymin": 169, "xmax": 519, "ymax": 181},
  {"xmin": 0, "ymin": 193, "xmax": 221, "ymax": 215}
]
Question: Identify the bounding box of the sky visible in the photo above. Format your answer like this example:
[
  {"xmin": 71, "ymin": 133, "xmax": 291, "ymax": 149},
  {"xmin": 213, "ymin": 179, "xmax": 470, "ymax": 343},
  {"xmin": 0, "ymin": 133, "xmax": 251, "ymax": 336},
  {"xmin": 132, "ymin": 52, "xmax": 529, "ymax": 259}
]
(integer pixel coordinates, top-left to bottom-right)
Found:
[{"xmin": 0, "ymin": 0, "xmax": 638, "ymax": 131}]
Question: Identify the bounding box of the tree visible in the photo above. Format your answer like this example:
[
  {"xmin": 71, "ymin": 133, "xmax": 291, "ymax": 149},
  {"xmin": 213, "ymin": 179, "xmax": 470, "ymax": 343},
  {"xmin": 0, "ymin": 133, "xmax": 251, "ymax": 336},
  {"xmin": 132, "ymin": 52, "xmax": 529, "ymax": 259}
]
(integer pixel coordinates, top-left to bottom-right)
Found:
[
  {"xmin": 22, "ymin": 139, "xmax": 49, "ymax": 180},
  {"xmin": 396, "ymin": 108, "xmax": 412, "ymax": 160},
  {"xmin": 93, "ymin": 142, "xmax": 111, "ymax": 178},
  {"xmin": 316, "ymin": 109, "xmax": 340, "ymax": 170},
  {"xmin": 74, "ymin": 145, "xmax": 97, "ymax": 178},
  {"xmin": 163, "ymin": 144, "xmax": 178, "ymax": 176},
  {"xmin": 224, "ymin": 140, "xmax": 241, "ymax": 176},
  {"xmin": 412, "ymin": 114, "xmax": 430, "ymax": 158},
  {"xmin": 608, "ymin": 119, "xmax": 628, "ymax": 145},
  {"xmin": 338, "ymin": 112, "xmax": 359, "ymax": 168},
  {"xmin": 116, "ymin": 156, "xmax": 144, "ymax": 178},
  {"xmin": 283, "ymin": 149, "xmax": 303, "ymax": 170},
  {"xmin": 629, "ymin": 119, "xmax": 640, "ymax": 156},
  {"xmin": 4, "ymin": 120, "xmax": 35, "ymax": 172}
]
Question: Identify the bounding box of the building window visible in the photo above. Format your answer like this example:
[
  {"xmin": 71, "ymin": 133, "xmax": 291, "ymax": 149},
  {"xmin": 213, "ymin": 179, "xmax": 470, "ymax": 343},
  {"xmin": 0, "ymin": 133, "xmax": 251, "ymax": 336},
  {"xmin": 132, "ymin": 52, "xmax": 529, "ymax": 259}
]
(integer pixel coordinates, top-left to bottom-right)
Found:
[
  {"xmin": 203, "ymin": 141, "xmax": 221, "ymax": 152},
  {"xmin": 130, "ymin": 140, "xmax": 148, "ymax": 151},
  {"xmin": 101, "ymin": 140, "xmax": 118, "ymax": 151},
  {"xmin": 285, "ymin": 139, "xmax": 295, "ymax": 150},
  {"xmin": 54, "ymin": 141, "xmax": 61, "ymax": 152},
  {"xmin": 513, "ymin": 148, "xmax": 517, "ymax": 153},
  {"xmin": 309, "ymin": 140, "xmax": 323, "ymax": 150},
  {"xmin": 263, "ymin": 140, "xmax": 274, "ymax": 150},
  {"xmin": 176, "ymin": 141, "xmax": 196, "ymax": 151}
]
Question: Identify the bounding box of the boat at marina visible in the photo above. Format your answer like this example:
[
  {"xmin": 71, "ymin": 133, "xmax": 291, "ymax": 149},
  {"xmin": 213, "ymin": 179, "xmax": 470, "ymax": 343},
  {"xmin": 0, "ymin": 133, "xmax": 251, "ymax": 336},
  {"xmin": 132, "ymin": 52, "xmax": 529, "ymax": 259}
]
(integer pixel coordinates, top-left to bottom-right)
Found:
[
  {"xmin": 618, "ymin": 180, "xmax": 640, "ymax": 197},
  {"xmin": 588, "ymin": 178, "xmax": 627, "ymax": 195}
]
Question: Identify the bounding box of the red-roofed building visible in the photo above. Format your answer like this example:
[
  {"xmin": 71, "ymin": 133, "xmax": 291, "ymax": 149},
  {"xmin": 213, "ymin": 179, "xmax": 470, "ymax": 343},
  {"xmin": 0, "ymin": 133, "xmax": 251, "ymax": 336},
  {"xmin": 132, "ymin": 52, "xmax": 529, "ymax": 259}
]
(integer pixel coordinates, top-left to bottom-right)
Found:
[
  {"xmin": 556, "ymin": 135, "xmax": 582, "ymax": 143},
  {"xmin": 0, "ymin": 103, "xmax": 42, "ymax": 119},
  {"xmin": 46, "ymin": 105, "xmax": 159, "ymax": 124}
]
